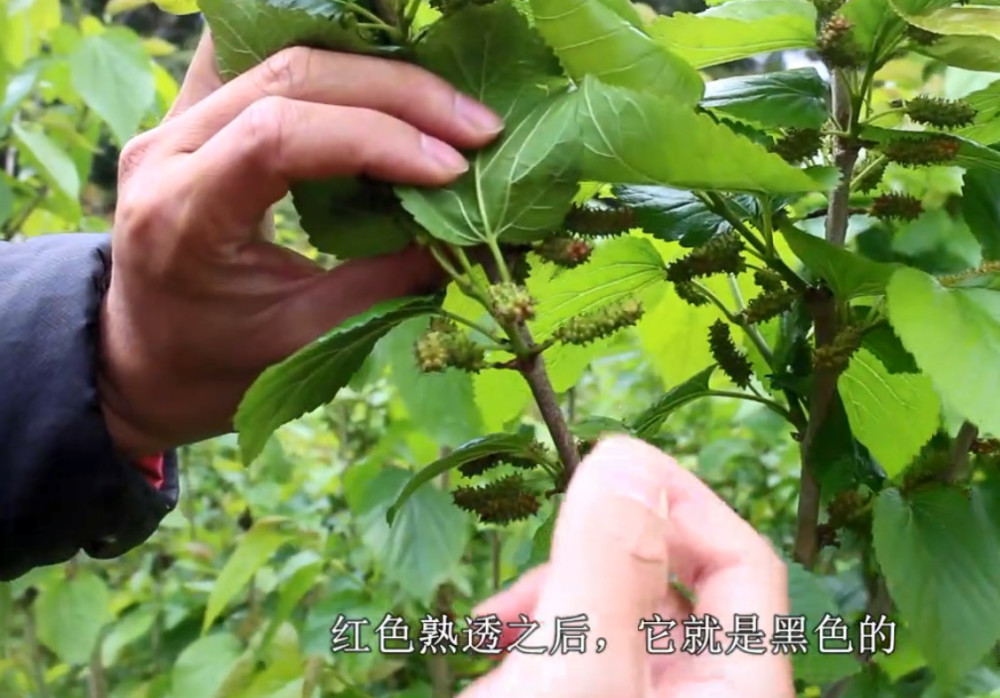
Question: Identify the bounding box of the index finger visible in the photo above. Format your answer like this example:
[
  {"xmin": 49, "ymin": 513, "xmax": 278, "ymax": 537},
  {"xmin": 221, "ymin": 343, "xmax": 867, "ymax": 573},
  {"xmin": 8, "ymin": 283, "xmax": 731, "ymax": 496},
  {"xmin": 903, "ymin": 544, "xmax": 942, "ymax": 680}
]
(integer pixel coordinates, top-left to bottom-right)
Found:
[{"xmin": 164, "ymin": 29, "xmax": 223, "ymax": 120}]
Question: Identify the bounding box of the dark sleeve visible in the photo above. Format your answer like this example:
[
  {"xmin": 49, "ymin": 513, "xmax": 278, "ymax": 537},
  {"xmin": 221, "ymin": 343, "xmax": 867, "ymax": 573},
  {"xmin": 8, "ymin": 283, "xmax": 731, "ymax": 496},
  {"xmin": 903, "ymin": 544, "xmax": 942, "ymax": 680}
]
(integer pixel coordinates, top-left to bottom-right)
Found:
[{"xmin": 0, "ymin": 233, "xmax": 179, "ymax": 582}]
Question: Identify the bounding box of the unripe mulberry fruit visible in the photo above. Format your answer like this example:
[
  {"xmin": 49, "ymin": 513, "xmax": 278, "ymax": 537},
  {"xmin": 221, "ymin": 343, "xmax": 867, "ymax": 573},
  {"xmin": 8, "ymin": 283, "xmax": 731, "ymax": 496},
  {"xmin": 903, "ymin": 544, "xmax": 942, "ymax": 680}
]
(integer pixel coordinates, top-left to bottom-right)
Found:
[
  {"xmin": 459, "ymin": 453, "xmax": 504, "ymax": 478},
  {"xmin": 972, "ymin": 438, "xmax": 1000, "ymax": 456},
  {"xmin": 769, "ymin": 128, "xmax": 823, "ymax": 163},
  {"xmin": 814, "ymin": 325, "xmax": 863, "ymax": 371},
  {"xmin": 708, "ymin": 320, "xmax": 753, "ymax": 388},
  {"xmin": 447, "ymin": 333, "xmax": 487, "ymax": 372},
  {"xmin": 826, "ymin": 489, "xmax": 867, "ymax": 527},
  {"xmin": 753, "ymin": 269, "xmax": 785, "ymax": 294},
  {"xmin": 906, "ymin": 25, "xmax": 941, "ymax": 46},
  {"xmin": 487, "ymin": 282, "xmax": 535, "ymax": 324},
  {"xmin": 452, "ymin": 474, "xmax": 541, "ymax": 525},
  {"xmin": 812, "ymin": 0, "xmax": 844, "ymax": 17},
  {"xmin": 554, "ymin": 298, "xmax": 644, "ymax": 345},
  {"xmin": 742, "ymin": 288, "xmax": 796, "ymax": 325},
  {"xmin": 871, "ymin": 192, "xmax": 923, "ymax": 222},
  {"xmin": 564, "ymin": 200, "xmax": 636, "ymax": 237},
  {"xmin": 666, "ymin": 232, "xmax": 746, "ymax": 283},
  {"xmin": 674, "ymin": 280, "xmax": 709, "ymax": 307},
  {"xmin": 535, "ymin": 237, "xmax": 594, "ymax": 268},
  {"xmin": 817, "ymin": 16, "xmax": 863, "ymax": 68},
  {"xmin": 905, "ymin": 95, "xmax": 977, "ymax": 129},
  {"xmin": 883, "ymin": 135, "xmax": 960, "ymax": 167},
  {"xmin": 414, "ymin": 330, "xmax": 451, "ymax": 372},
  {"xmin": 854, "ymin": 155, "xmax": 888, "ymax": 194}
]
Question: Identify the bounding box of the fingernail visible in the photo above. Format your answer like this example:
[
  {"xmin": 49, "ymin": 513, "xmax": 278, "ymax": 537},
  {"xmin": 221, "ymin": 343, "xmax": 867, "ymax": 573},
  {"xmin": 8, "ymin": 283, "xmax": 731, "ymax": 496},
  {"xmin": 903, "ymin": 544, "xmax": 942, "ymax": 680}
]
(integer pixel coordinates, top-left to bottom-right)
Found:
[
  {"xmin": 454, "ymin": 93, "xmax": 504, "ymax": 134},
  {"xmin": 421, "ymin": 134, "xmax": 469, "ymax": 173}
]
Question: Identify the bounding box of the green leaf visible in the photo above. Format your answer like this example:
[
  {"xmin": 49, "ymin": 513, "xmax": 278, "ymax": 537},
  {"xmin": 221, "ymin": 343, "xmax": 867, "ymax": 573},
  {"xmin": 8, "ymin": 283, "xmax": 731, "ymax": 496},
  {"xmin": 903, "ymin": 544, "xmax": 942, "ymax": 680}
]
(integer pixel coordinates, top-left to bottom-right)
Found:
[
  {"xmin": 630, "ymin": 365, "xmax": 716, "ymax": 438},
  {"xmin": 887, "ymin": 267, "xmax": 1000, "ymax": 437},
  {"xmin": 701, "ymin": 67, "xmax": 829, "ymax": 130},
  {"xmin": 528, "ymin": 510, "xmax": 558, "ymax": 567},
  {"xmin": 781, "ymin": 224, "xmax": 898, "ymax": 299},
  {"xmin": 647, "ymin": 0, "xmax": 816, "ymax": 69},
  {"xmin": 291, "ymin": 179, "xmax": 414, "ymax": 259},
  {"xmin": 962, "ymin": 167, "xmax": 1000, "ymax": 260},
  {"xmin": 838, "ymin": 349, "xmax": 940, "ymax": 479},
  {"xmin": 840, "ymin": 0, "xmax": 897, "ymax": 53},
  {"xmin": 529, "ymin": 235, "xmax": 668, "ymax": 336},
  {"xmin": 895, "ymin": 3, "xmax": 1000, "ymax": 47},
  {"xmin": 152, "ymin": 0, "xmax": 200, "ymax": 13},
  {"xmin": 258, "ymin": 551, "xmax": 324, "ymax": 654},
  {"xmin": 396, "ymin": 1, "xmax": 577, "ymax": 246},
  {"xmin": 203, "ymin": 517, "xmax": 293, "ymax": 633},
  {"xmin": 873, "ymin": 486, "xmax": 1000, "ymax": 682},
  {"xmin": 35, "ymin": 570, "xmax": 111, "ymax": 665},
  {"xmin": 235, "ymin": 294, "xmax": 440, "ymax": 464},
  {"xmin": 172, "ymin": 633, "xmax": 244, "ymax": 698},
  {"xmin": 101, "ymin": 607, "xmax": 156, "ymax": 666},
  {"xmin": 920, "ymin": 35, "xmax": 1000, "ymax": 73},
  {"xmin": 613, "ymin": 185, "xmax": 734, "ymax": 247},
  {"xmin": 786, "ymin": 562, "xmax": 860, "ymax": 684},
  {"xmin": 571, "ymin": 415, "xmax": 633, "ymax": 439},
  {"xmin": 378, "ymin": 316, "xmax": 484, "ymax": 446},
  {"xmin": 528, "ymin": 0, "xmax": 704, "ymax": 105},
  {"xmin": 11, "ymin": 122, "xmax": 80, "ymax": 202},
  {"xmin": 0, "ymin": 176, "xmax": 12, "ymax": 228},
  {"xmin": 359, "ymin": 467, "xmax": 469, "ymax": 605},
  {"xmin": 574, "ymin": 77, "xmax": 838, "ymax": 193},
  {"xmin": 70, "ymin": 28, "xmax": 154, "ymax": 145},
  {"xmin": 862, "ymin": 125, "xmax": 1000, "ymax": 174},
  {"xmin": 953, "ymin": 80, "xmax": 1000, "ymax": 146},
  {"xmin": 199, "ymin": 0, "xmax": 389, "ymax": 81},
  {"xmin": 387, "ymin": 432, "xmax": 538, "ymax": 523}
]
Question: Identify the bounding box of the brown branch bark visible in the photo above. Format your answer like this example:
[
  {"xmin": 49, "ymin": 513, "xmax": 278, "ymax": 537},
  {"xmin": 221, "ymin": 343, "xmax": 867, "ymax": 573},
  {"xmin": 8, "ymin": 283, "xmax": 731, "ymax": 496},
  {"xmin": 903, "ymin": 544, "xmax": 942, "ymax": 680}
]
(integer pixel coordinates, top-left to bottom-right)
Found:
[{"xmin": 944, "ymin": 421, "xmax": 979, "ymax": 484}]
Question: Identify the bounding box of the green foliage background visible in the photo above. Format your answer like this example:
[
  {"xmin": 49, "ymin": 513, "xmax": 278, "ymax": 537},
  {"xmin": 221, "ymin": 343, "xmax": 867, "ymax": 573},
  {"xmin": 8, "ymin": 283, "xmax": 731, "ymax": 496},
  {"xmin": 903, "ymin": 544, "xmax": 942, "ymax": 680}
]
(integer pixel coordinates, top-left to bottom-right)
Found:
[{"xmin": 5, "ymin": 0, "xmax": 1000, "ymax": 697}]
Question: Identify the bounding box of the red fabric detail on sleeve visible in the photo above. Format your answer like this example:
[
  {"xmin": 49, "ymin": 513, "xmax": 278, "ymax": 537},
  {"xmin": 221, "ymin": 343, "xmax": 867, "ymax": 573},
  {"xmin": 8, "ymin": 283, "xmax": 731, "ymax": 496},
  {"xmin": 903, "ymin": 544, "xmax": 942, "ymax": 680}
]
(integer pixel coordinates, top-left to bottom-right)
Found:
[{"xmin": 133, "ymin": 453, "xmax": 165, "ymax": 490}]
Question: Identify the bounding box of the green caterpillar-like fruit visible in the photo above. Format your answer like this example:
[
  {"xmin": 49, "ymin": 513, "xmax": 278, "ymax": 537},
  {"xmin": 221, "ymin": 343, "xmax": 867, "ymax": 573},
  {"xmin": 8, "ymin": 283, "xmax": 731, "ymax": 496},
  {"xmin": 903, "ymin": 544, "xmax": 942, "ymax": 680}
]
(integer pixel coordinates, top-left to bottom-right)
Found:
[
  {"xmin": 814, "ymin": 325, "xmax": 863, "ymax": 371},
  {"xmin": 817, "ymin": 16, "xmax": 863, "ymax": 69},
  {"xmin": 883, "ymin": 135, "xmax": 960, "ymax": 167},
  {"xmin": 535, "ymin": 236, "xmax": 594, "ymax": 268},
  {"xmin": 871, "ymin": 192, "xmax": 923, "ymax": 222},
  {"xmin": 459, "ymin": 441, "xmax": 547, "ymax": 478},
  {"xmin": 769, "ymin": 128, "xmax": 823, "ymax": 164},
  {"xmin": 753, "ymin": 269, "xmax": 785, "ymax": 294},
  {"xmin": 905, "ymin": 95, "xmax": 978, "ymax": 129},
  {"xmin": 414, "ymin": 324, "xmax": 486, "ymax": 373},
  {"xmin": 487, "ymin": 282, "xmax": 535, "ymax": 324},
  {"xmin": 666, "ymin": 232, "xmax": 746, "ymax": 283},
  {"xmin": 708, "ymin": 320, "xmax": 753, "ymax": 388},
  {"xmin": 826, "ymin": 489, "xmax": 868, "ymax": 528},
  {"xmin": 459, "ymin": 453, "xmax": 504, "ymax": 478},
  {"xmin": 452, "ymin": 474, "xmax": 541, "ymax": 524},
  {"xmin": 564, "ymin": 200, "xmax": 637, "ymax": 237},
  {"xmin": 554, "ymin": 298, "xmax": 645, "ymax": 345},
  {"xmin": 414, "ymin": 330, "xmax": 451, "ymax": 372},
  {"xmin": 742, "ymin": 288, "xmax": 796, "ymax": 325},
  {"xmin": 854, "ymin": 154, "xmax": 888, "ymax": 194},
  {"xmin": 673, "ymin": 280, "xmax": 710, "ymax": 307}
]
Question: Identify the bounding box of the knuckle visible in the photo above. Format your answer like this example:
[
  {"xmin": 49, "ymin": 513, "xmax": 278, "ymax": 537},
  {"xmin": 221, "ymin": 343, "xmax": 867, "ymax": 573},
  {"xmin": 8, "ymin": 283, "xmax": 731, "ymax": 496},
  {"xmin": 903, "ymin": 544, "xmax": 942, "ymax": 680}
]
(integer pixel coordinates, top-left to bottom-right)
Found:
[
  {"xmin": 256, "ymin": 46, "xmax": 313, "ymax": 94},
  {"xmin": 117, "ymin": 131, "xmax": 158, "ymax": 183},
  {"xmin": 242, "ymin": 95, "xmax": 296, "ymax": 161},
  {"xmin": 115, "ymin": 180, "xmax": 171, "ymax": 246}
]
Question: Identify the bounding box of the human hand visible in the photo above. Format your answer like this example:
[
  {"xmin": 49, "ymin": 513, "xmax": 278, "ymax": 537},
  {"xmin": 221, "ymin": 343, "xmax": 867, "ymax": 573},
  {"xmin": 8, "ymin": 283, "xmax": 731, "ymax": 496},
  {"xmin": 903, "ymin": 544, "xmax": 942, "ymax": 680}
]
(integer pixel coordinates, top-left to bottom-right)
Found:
[
  {"xmin": 97, "ymin": 32, "xmax": 504, "ymax": 458},
  {"xmin": 461, "ymin": 435, "xmax": 794, "ymax": 697}
]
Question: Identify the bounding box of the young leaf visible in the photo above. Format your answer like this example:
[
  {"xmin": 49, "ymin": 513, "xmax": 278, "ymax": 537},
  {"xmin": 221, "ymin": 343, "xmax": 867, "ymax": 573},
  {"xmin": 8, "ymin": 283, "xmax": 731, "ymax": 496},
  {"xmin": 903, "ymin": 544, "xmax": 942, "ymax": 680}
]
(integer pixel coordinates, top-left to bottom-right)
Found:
[
  {"xmin": 235, "ymin": 294, "xmax": 441, "ymax": 464},
  {"xmin": 955, "ymin": 80, "xmax": 1000, "ymax": 146},
  {"xmin": 171, "ymin": 633, "xmax": 244, "ymax": 698},
  {"xmin": 874, "ymin": 486, "xmax": 1000, "ymax": 683},
  {"xmin": 70, "ymin": 29, "xmax": 154, "ymax": 146},
  {"xmin": 360, "ymin": 467, "xmax": 469, "ymax": 605},
  {"xmin": 630, "ymin": 365, "xmax": 716, "ymax": 438},
  {"xmin": 386, "ymin": 432, "xmax": 540, "ymax": 523},
  {"xmin": 781, "ymin": 224, "xmax": 898, "ymax": 299},
  {"xmin": 35, "ymin": 570, "xmax": 112, "ymax": 666},
  {"xmin": 916, "ymin": 35, "xmax": 1000, "ymax": 74},
  {"xmin": 648, "ymin": 0, "xmax": 816, "ymax": 69},
  {"xmin": 528, "ymin": 0, "xmax": 704, "ymax": 105},
  {"xmin": 0, "ymin": 177, "xmax": 12, "ymax": 228},
  {"xmin": 701, "ymin": 68, "xmax": 829, "ymax": 130},
  {"xmin": 292, "ymin": 178, "xmax": 416, "ymax": 259},
  {"xmin": 199, "ymin": 0, "xmax": 388, "ymax": 80},
  {"xmin": 396, "ymin": 0, "xmax": 579, "ymax": 246},
  {"xmin": 529, "ymin": 235, "xmax": 667, "ymax": 336},
  {"xmin": 202, "ymin": 517, "xmax": 293, "ymax": 634},
  {"xmin": 613, "ymin": 185, "xmax": 753, "ymax": 247},
  {"xmin": 11, "ymin": 123, "xmax": 80, "ymax": 202},
  {"xmin": 838, "ymin": 349, "xmax": 940, "ymax": 479},
  {"xmin": 575, "ymin": 77, "xmax": 838, "ymax": 193},
  {"xmin": 886, "ymin": 267, "xmax": 1000, "ymax": 438},
  {"xmin": 961, "ymin": 168, "xmax": 1000, "ymax": 261}
]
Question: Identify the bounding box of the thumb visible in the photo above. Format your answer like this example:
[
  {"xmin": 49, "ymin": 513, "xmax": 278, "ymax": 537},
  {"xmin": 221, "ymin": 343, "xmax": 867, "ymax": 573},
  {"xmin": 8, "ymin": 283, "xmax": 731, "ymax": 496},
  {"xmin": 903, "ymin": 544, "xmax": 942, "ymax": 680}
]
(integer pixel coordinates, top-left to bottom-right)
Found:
[{"xmin": 509, "ymin": 435, "xmax": 673, "ymax": 696}]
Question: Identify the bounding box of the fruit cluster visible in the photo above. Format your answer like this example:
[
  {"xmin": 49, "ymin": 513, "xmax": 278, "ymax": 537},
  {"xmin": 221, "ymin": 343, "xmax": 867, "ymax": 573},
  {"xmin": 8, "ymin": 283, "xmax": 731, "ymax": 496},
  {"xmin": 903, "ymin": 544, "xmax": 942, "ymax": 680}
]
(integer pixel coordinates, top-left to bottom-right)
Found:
[
  {"xmin": 813, "ymin": 325, "xmax": 862, "ymax": 371},
  {"xmin": 817, "ymin": 16, "xmax": 863, "ymax": 69},
  {"xmin": 535, "ymin": 236, "xmax": 594, "ymax": 268},
  {"xmin": 666, "ymin": 232, "xmax": 746, "ymax": 283},
  {"xmin": 414, "ymin": 318, "xmax": 486, "ymax": 373},
  {"xmin": 564, "ymin": 200, "xmax": 637, "ymax": 237},
  {"xmin": 488, "ymin": 282, "xmax": 536, "ymax": 324},
  {"xmin": 673, "ymin": 279, "xmax": 709, "ymax": 307},
  {"xmin": 854, "ymin": 154, "xmax": 888, "ymax": 194},
  {"xmin": 458, "ymin": 444, "xmax": 546, "ymax": 478},
  {"xmin": 708, "ymin": 320, "xmax": 753, "ymax": 388},
  {"xmin": 882, "ymin": 135, "xmax": 960, "ymax": 167},
  {"xmin": 871, "ymin": 192, "xmax": 923, "ymax": 222},
  {"xmin": 904, "ymin": 95, "xmax": 977, "ymax": 129},
  {"xmin": 742, "ymin": 287, "xmax": 797, "ymax": 325},
  {"xmin": 753, "ymin": 269, "xmax": 785, "ymax": 294},
  {"xmin": 769, "ymin": 128, "xmax": 823, "ymax": 164},
  {"xmin": 554, "ymin": 298, "xmax": 645, "ymax": 345},
  {"xmin": 452, "ymin": 474, "xmax": 541, "ymax": 524}
]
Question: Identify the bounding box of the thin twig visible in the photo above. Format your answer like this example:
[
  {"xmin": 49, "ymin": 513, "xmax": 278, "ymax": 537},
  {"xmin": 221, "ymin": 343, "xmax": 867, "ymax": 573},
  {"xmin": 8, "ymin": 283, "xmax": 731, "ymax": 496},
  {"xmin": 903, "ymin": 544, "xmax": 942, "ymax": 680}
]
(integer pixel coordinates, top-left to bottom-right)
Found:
[{"xmin": 944, "ymin": 421, "xmax": 979, "ymax": 485}]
